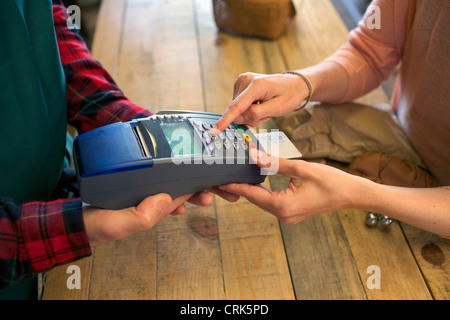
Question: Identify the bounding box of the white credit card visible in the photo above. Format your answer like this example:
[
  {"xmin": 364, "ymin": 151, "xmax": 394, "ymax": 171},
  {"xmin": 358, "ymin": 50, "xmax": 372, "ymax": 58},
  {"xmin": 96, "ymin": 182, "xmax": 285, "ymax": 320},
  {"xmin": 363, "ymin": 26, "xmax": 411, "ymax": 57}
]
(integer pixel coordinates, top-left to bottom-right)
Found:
[{"xmin": 255, "ymin": 130, "xmax": 302, "ymax": 159}]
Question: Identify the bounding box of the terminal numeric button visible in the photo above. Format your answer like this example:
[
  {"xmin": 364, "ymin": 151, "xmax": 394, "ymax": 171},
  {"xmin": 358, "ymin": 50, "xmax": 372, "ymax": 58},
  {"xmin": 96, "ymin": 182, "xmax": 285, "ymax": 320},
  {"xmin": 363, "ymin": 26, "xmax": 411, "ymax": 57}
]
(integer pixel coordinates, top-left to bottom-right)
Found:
[
  {"xmin": 202, "ymin": 123, "xmax": 210, "ymax": 131},
  {"xmin": 203, "ymin": 132, "xmax": 212, "ymax": 145},
  {"xmin": 214, "ymin": 140, "xmax": 222, "ymax": 150}
]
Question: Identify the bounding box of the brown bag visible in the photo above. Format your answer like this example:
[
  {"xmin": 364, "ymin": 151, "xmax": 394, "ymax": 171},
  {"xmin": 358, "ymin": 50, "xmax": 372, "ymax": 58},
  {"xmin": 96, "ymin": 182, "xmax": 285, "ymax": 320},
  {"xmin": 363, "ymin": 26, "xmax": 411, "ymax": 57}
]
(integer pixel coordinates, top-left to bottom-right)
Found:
[
  {"xmin": 349, "ymin": 152, "xmax": 440, "ymax": 188},
  {"xmin": 212, "ymin": 0, "xmax": 296, "ymax": 40}
]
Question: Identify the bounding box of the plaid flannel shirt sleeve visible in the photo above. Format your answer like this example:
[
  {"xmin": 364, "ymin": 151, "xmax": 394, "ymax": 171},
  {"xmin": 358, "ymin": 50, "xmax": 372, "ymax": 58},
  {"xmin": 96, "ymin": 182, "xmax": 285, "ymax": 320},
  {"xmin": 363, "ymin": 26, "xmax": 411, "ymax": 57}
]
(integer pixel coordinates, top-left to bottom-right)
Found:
[
  {"xmin": 52, "ymin": 0, "xmax": 153, "ymax": 134},
  {"xmin": 0, "ymin": 198, "xmax": 91, "ymax": 290}
]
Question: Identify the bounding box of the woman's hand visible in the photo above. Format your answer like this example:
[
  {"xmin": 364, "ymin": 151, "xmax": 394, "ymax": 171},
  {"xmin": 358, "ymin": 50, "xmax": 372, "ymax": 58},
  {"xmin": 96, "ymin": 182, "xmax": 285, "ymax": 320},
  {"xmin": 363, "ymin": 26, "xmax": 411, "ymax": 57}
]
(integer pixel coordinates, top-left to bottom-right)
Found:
[
  {"xmin": 211, "ymin": 72, "xmax": 310, "ymax": 133},
  {"xmin": 218, "ymin": 149, "xmax": 359, "ymax": 224}
]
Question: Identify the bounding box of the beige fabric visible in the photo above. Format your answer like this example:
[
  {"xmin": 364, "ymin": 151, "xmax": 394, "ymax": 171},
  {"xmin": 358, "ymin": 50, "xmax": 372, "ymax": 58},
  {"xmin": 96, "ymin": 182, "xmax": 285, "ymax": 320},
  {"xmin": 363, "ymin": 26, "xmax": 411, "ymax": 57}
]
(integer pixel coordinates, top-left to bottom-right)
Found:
[
  {"xmin": 274, "ymin": 102, "xmax": 425, "ymax": 167},
  {"xmin": 349, "ymin": 152, "xmax": 440, "ymax": 188}
]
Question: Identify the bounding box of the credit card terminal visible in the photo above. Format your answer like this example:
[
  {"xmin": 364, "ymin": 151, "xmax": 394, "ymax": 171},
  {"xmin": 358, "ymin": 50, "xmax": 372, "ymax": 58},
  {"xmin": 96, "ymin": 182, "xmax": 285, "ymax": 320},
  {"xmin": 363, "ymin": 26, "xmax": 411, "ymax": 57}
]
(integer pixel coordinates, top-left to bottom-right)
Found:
[{"xmin": 73, "ymin": 111, "xmax": 267, "ymax": 209}]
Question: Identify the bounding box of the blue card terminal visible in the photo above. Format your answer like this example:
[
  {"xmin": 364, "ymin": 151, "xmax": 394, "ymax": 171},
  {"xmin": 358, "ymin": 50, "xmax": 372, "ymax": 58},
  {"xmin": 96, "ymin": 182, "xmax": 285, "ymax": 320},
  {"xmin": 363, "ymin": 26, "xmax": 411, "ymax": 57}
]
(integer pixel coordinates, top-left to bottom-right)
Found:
[{"xmin": 73, "ymin": 111, "xmax": 267, "ymax": 209}]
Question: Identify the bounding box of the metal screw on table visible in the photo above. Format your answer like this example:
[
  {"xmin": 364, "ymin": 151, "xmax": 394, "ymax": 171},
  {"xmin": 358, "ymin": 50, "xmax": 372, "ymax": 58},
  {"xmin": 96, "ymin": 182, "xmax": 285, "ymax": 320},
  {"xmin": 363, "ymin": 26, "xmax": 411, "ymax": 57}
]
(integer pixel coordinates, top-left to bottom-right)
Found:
[
  {"xmin": 378, "ymin": 215, "xmax": 394, "ymax": 229},
  {"xmin": 365, "ymin": 212, "xmax": 379, "ymax": 228}
]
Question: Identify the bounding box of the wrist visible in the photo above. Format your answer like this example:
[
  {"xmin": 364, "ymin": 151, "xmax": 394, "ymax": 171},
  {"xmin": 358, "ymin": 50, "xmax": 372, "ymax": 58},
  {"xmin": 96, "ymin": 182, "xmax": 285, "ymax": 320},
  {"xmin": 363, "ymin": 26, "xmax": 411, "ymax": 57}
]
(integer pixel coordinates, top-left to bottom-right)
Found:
[
  {"xmin": 282, "ymin": 71, "xmax": 313, "ymax": 110},
  {"xmin": 344, "ymin": 174, "xmax": 380, "ymax": 211},
  {"xmin": 296, "ymin": 61, "xmax": 348, "ymax": 103}
]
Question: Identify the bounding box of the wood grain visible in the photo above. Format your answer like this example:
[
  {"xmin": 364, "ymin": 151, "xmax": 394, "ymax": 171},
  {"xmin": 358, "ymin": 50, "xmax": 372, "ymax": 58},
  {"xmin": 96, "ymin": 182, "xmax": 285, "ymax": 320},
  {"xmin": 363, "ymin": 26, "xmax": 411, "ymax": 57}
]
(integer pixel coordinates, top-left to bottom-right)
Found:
[
  {"xmin": 156, "ymin": 206, "xmax": 225, "ymax": 300},
  {"xmin": 215, "ymin": 190, "xmax": 295, "ymax": 300},
  {"xmin": 115, "ymin": 0, "xmax": 204, "ymax": 111},
  {"xmin": 340, "ymin": 210, "xmax": 432, "ymax": 299},
  {"xmin": 88, "ymin": 231, "xmax": 157, "ymax": 299},
  {"xmin": 42, "ymin": 256, "xmax": 92, "ymax": 300},
  {"xmin": 90, "ymin": 0, "xmax": 127, "ymax": 76},
  {"xmin": 401, "ymin": 223, "xmax": 450, "ymax": 300}
]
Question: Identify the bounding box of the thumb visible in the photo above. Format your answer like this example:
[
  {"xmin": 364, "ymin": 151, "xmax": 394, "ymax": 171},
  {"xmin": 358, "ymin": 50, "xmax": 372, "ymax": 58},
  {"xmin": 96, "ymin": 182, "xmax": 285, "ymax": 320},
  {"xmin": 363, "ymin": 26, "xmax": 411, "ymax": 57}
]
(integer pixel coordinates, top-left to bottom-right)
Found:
[{"xmin": 135, "ymin": 193, "xmax": 173, "ymax": 229}]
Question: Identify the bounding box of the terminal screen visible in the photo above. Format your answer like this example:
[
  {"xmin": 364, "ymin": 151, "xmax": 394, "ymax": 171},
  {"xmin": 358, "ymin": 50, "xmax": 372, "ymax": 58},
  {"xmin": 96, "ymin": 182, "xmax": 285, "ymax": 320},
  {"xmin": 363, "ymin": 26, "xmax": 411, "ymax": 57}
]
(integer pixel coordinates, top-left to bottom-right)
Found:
[{"xmin": 161, "ymin": 122, "xmax": 202, "ymax": 156}]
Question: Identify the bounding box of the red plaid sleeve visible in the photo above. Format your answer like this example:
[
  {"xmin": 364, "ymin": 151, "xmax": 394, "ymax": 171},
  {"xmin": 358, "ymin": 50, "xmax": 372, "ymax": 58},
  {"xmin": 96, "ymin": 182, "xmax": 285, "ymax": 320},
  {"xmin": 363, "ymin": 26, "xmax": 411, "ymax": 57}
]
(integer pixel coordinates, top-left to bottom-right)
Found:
[
  {"xmin": 0, "ymin": 198, "xmax": 91, "ymax": 290},
  {"xmin": 52, "ymin": 1, "xmax": 152, "ymax": 133}
]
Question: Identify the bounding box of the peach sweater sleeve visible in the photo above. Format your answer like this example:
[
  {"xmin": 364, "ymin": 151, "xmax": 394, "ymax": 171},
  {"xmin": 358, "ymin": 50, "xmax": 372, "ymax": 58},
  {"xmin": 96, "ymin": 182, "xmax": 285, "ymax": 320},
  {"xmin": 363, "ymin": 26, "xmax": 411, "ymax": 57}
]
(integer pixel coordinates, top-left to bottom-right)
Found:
[{"xmin": 325, "ymin": 0, "xmax": 415, "ymax": 103}]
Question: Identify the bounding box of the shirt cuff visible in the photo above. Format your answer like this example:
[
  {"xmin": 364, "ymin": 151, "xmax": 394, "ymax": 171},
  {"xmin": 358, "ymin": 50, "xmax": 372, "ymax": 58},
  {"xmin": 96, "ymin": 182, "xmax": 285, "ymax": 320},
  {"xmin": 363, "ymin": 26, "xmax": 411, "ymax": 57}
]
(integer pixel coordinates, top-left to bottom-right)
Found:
[{"xmin": 20, "ymin": 198, "xmax": 92, "ymax": 273}]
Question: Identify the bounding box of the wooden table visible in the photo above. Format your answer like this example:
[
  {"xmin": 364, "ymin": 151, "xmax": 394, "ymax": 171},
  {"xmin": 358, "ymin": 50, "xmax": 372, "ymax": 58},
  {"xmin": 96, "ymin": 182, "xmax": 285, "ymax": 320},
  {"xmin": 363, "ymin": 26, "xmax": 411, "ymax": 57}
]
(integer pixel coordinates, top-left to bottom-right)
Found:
[{"xmin": 43, "ymin": 0, "xmax": 450, "ymax": 300}]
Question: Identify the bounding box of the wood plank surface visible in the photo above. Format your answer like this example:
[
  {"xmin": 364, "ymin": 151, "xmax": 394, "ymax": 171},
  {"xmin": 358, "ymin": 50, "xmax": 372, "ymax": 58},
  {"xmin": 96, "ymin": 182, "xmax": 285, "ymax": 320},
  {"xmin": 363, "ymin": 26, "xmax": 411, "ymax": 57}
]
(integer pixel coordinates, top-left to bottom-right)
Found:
[
  {"xmin": 339, "ymin": 209, "xmax": 431, "ymax": 299},
  {"xmin": 215, "ymin": 188, "xmax": 294, "ymax": 300},
  {"xmin": 90, "ymin": 0, "xmax": 127, "ymax": 76},
  {"xmin": 401, "ymin": 223, "xmax": 450, "ymax": 300},
  {"xmin": 42, "ymin": 256, "xmax": 92, "ymax": 300},
  {"xmin": 88, "ymin": 231, "xmax": 157, "ymax": 299},
  {"xmin": 156, "ymin": 206, "xmax": 225, "ymax": 300},
  {"xmin": 115, "ymin": 0, "xmax": 204, "ymax": 111}
]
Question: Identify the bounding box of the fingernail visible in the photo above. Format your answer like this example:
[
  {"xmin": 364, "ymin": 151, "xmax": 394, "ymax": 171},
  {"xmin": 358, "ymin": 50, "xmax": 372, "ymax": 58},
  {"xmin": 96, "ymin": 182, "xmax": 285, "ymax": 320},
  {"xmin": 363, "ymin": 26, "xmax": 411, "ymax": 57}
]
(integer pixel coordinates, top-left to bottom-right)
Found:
[{"xmin": 155, "ymin": 195, "xmax": 171, "ymax": 210}]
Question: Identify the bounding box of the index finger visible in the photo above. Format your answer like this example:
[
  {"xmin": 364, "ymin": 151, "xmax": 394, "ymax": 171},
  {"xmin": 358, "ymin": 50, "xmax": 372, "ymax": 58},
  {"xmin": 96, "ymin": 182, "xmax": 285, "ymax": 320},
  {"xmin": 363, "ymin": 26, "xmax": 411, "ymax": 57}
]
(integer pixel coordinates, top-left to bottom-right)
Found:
[{"xmin": 210, "ymin": 86, "xmax": 259, "ymax": 134}]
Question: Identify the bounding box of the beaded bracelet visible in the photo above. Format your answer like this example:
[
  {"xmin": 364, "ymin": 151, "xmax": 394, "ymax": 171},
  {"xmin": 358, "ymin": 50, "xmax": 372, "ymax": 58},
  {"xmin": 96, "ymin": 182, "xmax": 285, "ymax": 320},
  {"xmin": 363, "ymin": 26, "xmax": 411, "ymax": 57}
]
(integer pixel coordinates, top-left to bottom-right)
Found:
[{"xmin": 282, "ymin": 71, "xmax": 313, "ymax": 110}]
